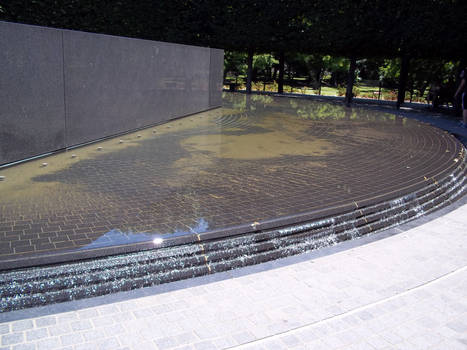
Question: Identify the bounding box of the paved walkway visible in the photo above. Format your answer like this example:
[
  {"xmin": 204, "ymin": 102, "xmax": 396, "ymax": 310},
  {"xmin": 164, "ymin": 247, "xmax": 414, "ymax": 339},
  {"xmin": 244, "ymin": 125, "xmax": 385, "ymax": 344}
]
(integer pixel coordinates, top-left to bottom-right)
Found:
[{"xmin": 0, "ymin": 195, "xmax": 466, "ymax": 350}]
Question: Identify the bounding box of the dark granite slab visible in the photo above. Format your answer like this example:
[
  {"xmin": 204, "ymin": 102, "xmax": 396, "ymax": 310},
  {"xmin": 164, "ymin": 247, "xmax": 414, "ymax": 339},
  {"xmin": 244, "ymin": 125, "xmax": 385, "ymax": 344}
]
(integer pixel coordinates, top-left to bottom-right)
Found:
[
  {"xmin": 0, "ymin": 22, "xmax": 65, "ymax": 164},
  {"xmin": 0, "ymin": 21, "xmax": 223, "ymax": 165},
  {"xmin": 63, "ymin": 30, "xmax": 211, "ymax": 146}
]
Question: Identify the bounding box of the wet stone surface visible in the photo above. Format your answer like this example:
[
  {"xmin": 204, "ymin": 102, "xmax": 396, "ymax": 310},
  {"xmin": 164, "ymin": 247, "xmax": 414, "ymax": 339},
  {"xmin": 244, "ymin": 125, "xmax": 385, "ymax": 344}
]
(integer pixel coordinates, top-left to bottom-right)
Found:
[{"xmin": 0, "ymin": 93, "xmax": 463, "ymax": 265}]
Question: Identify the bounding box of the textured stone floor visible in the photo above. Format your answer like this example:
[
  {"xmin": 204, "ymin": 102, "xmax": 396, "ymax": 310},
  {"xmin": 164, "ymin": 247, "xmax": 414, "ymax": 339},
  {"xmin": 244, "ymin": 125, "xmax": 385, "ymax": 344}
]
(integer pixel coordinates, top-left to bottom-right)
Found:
[
  {"xmin": 0, "ymin": 197, "xmax": 465, "ymax": 350},
  {"xmin": 0, "ymin": 93, "xmax": 463, "ymax": 266}
]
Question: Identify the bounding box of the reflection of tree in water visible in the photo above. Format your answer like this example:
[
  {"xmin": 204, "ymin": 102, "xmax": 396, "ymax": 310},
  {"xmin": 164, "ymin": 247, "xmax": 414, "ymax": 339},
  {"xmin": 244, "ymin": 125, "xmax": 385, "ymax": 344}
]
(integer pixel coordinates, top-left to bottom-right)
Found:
[
  {"xmin": 250, "ymin": 95, "xmax": 274, "ymax": 104},
  {"xmin": 291, "ymin": 100, "xmax": 347, "ymax": 120},
  {"xmin": 0, "ymin": 93, "xmax": 458, "ymax": 259},
  {"xmin": 224, "ymin": 93, "xmax": 247, "ymax": 111}
]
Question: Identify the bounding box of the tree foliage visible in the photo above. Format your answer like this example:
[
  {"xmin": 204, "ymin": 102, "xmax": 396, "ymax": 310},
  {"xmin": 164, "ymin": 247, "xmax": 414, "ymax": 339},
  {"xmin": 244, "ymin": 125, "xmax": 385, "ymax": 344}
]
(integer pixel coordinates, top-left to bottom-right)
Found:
[{"xmin": 1, "ymin": 0, "xmax": 465, "ymax": 60}]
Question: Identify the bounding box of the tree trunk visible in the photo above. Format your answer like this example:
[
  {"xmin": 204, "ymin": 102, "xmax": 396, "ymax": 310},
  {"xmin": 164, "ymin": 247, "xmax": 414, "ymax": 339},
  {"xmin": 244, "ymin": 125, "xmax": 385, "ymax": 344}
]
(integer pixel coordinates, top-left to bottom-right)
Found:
[
  {"xmin": 278, "ymin": 52, "xmax": 285, "ymax": 94},
  {"xmin": 419, "ymin": 85, "xmax": 427, "ymax": 99},
  {"xmin": 397, "ymin": 55, "xmax": 410, "ymax": 109},
  {"xmin": 457, "ymin": 59, "xmax": 467, "ymax": 85},
  {"xmin": 317, "ymin": 68, "xmax": 323, "ymax": 95},
  {"xmin": 345, "ymin": 57, "xmax": 357, "ymax": 107},
  {"xmin": 272, "ymin": 66, "xmax": 277, "ymax": 80},
  {"xmin": 246, "ymin": 49, "xmax": 253, "ymax": 94},
  {"xmin": 453, "ymin": 59, "xmax": 466, "ymax": 112}
]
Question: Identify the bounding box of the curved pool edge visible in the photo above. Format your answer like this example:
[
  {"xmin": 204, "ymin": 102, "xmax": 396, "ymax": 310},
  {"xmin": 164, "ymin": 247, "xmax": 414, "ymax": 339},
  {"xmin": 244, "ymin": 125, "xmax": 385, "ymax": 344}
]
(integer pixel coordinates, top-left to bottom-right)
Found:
[
  {"xmin": 0, "ymin": 148, "xmax": 465, "ymax": 312},
  {"xmin": 1, "ymin": 143, "xmax": 464, "ymax": 272}
]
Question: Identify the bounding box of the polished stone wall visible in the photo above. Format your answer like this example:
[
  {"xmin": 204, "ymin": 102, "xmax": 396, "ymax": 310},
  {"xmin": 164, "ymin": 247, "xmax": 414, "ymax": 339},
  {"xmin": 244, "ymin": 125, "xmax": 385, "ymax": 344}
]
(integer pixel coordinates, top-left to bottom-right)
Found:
[
  {"xmin": 63, "ymin": 30, "xmax": 213, "ymax": 146},
  {"xmin": 0, "ymin": 22, "xmax": 66, "ymax": 164},
  {"xmin": 0, "ymin": 21, "xmax": 223, "ymax": 165},
  {"xmin": 209, "ymin": 49, "xmax": 224, "ymax": 108}
]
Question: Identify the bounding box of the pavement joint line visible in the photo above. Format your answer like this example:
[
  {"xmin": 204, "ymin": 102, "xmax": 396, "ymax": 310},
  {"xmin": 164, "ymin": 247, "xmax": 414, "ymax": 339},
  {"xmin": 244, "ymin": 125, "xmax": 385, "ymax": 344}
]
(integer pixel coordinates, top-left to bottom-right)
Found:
[{"xmin": 227, "ymin": 263, "xmax": 467, "ymax": 349}]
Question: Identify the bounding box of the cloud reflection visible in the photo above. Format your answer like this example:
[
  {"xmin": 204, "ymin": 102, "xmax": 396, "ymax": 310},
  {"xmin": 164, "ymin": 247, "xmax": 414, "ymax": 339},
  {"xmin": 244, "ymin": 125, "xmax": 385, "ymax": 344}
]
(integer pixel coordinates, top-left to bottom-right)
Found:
[{"xmin": 78, "ymin": 218, "xmax": 209, "ymax": 250}]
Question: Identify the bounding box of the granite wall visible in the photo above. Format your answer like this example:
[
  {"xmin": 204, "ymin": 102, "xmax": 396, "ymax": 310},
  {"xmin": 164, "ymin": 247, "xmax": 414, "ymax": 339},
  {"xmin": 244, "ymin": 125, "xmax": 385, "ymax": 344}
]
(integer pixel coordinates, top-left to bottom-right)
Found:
[
  {"xmin": 0, "ymin": 21, "xmax": 223, "ymax": 165},
  {"xmin": 0, "ymin": 22, "xmax": 66, "ymax": 164},
  {"xmin": 209, "ymin": 49, "xmax": 224, "ymax": 108}
]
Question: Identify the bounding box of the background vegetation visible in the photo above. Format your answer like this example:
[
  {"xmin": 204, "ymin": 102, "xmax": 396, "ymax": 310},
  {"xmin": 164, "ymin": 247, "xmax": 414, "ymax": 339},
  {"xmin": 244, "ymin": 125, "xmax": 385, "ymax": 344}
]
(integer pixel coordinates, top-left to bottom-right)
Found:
[
  {"xmin": 223, "ymin": 54, "xmax": 460, "ymax": 103},
  {"xmin": 1, "ymin": 0, "xmax": 466, "ymax": 106}
]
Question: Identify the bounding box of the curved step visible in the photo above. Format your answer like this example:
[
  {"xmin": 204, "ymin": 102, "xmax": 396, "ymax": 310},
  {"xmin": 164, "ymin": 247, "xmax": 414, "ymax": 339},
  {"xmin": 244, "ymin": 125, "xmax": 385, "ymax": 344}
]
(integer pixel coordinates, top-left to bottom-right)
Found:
[{"xmin": 0, "ymin": 154, "xmax": 465, "ymax": 312}]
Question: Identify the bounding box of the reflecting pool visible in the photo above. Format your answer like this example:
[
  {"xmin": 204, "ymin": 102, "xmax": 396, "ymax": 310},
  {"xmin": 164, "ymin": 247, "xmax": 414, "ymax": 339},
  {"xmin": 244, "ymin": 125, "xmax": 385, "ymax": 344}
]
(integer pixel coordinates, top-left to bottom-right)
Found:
[{"xmin": 0, "ymin": 93, "xmax": 461, "ymax": 266}]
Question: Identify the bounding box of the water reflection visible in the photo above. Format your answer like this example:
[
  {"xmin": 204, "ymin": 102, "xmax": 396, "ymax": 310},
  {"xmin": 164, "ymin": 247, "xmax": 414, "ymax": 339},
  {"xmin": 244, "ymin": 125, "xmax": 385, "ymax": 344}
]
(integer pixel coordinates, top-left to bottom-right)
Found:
[
  {"xmin": 78, "ymin": 218, "xmax": 209, "ymax": 250},
  {"xmin": 0, "ymin": 93, "xmax": 458, "ymax": 262},
  {"xmin": 222, "ymin": 92, "xmax": 399, "ymax": 123}
]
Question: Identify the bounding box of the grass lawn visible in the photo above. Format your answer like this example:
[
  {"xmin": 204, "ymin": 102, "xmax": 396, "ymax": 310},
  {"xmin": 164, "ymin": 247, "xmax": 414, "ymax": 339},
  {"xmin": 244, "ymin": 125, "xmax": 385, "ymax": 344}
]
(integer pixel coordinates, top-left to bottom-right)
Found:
[{"xmin": 224, "ymin": 75, "xmax": 427, "ymax": 103}]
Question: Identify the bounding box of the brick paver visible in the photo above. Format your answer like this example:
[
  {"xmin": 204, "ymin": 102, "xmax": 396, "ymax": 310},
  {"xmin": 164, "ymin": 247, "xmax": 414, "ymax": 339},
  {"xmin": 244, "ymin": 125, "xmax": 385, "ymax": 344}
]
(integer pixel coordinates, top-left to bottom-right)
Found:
[
  {"xmin": 0, "ymin": 200, "xmax": 465, "ymax": 350},
  {"xmin": 0, "ymin": 94, "xmax": 463, "ymax": 267}
]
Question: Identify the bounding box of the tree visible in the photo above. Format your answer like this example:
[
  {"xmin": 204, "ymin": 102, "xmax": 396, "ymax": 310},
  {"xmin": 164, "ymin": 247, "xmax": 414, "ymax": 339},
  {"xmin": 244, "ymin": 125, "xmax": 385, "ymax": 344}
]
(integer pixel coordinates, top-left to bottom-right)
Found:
[
  {"xmin": 246, "ymin": 49, "xmax": 254, "ymax": 93},
  {"xmin": 278, "ymin": 52, "xmax": 285, "ymax": 94},
  {"xmin": 2, "ymin": 0, "xmax": 466, "ymax": 103},
  {"xmin": 224, "ymin": 51, "xmax": 247, "ymax": 82},
  {"xmin": 323, "ymin": 56, "xmax": 350, "ymax": 87},
  {"xmin": 253, "ymin": 54, "xmax": 277, "ymax": 82}
]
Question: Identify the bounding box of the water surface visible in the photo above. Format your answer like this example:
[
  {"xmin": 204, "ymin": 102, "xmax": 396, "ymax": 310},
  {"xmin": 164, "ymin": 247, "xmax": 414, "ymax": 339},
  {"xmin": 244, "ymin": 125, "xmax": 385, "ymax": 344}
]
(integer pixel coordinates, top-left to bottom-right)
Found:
[{"xmin": 0, "ymin": 93, "xmax": 459, "ymax": 260}]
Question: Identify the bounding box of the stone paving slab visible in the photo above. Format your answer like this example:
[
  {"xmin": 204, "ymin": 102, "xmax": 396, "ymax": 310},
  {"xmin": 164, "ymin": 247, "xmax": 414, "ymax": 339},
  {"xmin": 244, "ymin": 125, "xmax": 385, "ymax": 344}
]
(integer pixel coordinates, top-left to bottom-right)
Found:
[{"xmin": 0, "ymin": 197, "xmax": 465, "ymax": 350}]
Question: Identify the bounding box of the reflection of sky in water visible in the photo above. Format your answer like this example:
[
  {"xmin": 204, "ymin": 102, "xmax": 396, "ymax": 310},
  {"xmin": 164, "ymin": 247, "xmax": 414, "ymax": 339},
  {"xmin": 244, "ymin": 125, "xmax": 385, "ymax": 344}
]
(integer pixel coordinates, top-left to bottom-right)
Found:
[
  {"xmin": 1, "ymin": 92, "xmax": 455, "ymax": 263},
  {"xmin": 78, "ymin": 218, "xmax": 209, "ymax": 250}
]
